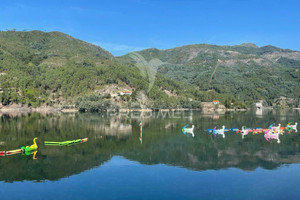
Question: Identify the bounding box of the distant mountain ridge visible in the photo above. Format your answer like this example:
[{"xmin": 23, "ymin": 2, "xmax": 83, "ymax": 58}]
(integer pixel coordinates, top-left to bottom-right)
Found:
[
  {"xmin": 118, "ymin": 43, "xmax": 300, "ymax": 107},
  {"xmin": 119, "ymin": 43, "xmax": 299, "ymax": 65}
]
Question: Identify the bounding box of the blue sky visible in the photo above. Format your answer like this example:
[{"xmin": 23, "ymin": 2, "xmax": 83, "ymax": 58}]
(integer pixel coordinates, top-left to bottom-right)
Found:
[{"xmin": 1, "ymin": 0, "xmax": 299, "ymax": 56}]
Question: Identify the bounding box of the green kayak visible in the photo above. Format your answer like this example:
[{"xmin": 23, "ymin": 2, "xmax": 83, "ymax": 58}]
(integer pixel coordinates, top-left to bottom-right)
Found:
[{"xmin": 44, "ymin": 138, "xmax": 88, "ymax": 146}]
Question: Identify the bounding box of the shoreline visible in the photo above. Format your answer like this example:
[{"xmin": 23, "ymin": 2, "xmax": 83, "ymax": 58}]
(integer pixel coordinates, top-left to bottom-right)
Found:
[
  {"xmin": 0, "ymin": 104, "xmax": 299, "ymax": 115},
  {"xmin": 0, "ymin": 104, "xmax": 78, "ymax": 114}
]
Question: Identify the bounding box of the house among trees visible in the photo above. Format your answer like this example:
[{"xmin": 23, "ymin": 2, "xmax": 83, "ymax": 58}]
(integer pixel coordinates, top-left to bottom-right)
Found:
[
  {"xmin": 213, "ymin": 100, "xmax": 219, "ymax": 105},
  {"xmin": 119, "ymin": 90, "xmax": 132, "ymax": 96},
  {"xmin": 255, "ymin": 102, "xmax": 263, "ymax": 109}
]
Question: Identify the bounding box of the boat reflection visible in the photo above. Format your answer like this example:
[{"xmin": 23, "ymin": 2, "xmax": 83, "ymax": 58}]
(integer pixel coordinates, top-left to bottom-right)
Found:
[
  {"xmin": 2, "ymin": 150, "xmax": 38, "ymax": 160},
  {"xmin": 182, "ymin": 124, "xmax": 195, "ymax": 137},
  {"xmin": 139, "ymin": 121, "xmax": 143, "ymax": 144}
]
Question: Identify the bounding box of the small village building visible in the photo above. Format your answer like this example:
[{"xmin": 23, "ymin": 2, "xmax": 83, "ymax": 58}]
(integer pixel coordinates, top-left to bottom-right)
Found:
[
  {"xmin": 255, "ymin": 102, "xmax": 263, "ymax": 109},
  {"xmin": 119, "ymin": 91, "xmax": 132, "ymax": 96},
  {"xmin": 213, "ymin": 100, "xmax": 219, "ymax": 105}
]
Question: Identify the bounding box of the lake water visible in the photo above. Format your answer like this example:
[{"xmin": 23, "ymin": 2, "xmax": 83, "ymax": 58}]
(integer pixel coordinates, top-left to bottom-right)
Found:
[{"xmin": 0, "ymin": 110, "xmax": 299, "ymax": 200}]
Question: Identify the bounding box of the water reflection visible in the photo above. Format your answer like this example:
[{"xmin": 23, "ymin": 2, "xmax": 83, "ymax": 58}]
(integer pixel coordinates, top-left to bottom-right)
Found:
[
  {"xmin": 255, "ymin": 108, "xmax": 263, "ymax": 117},
  {"xmin": 139, "ymin": 121, "xmax": 143, "ymax": 144},
  {"xmin": 0, "ymin": 110, "xmax": 299, "ymax": 182},
  {"xmin": 1, "ymin": 149, "xmax": 38, "ymax": 159},
  {"xmin": 182, "ymin": 124, "xmax": 195, "ymax": 137}
]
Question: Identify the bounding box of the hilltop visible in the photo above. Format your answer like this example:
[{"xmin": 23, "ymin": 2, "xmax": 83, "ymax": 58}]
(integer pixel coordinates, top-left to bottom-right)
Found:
[{"xmin": 0, "ymin": 30, "xmax": 114, "ymax": 64}]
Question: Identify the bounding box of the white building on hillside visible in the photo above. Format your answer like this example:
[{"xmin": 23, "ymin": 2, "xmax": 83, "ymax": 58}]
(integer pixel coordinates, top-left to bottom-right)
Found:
[{"xmin": 119, "ymin": 91, "xmax": 132, "ymax": 96}]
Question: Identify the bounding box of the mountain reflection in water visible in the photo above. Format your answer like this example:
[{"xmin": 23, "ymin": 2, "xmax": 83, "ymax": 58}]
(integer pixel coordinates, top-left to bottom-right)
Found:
[{"xmin": 0, "ymin": 110, "xmax": 299, "ymax": 182}]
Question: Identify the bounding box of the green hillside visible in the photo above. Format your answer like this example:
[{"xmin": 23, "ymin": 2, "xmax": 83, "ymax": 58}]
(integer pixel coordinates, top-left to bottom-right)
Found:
[
  {"xmin": 0, "ymin": 30, "xmax": 212, "ymax": 110},
  {"xmin": 118, "ymin": 43, "xmax": 300, "ymax": 107},
  {"xmin": 1, "ymin": 30, "xmax": 298, "ymax": 110}
]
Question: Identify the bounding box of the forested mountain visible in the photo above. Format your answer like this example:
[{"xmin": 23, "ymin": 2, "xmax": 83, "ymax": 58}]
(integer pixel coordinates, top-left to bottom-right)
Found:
[
  {"xmin": 0, "ymin": 30, "xmax": 299, "ymax": 110},
  {"xmin": 118, "ymin": 43, "xmax": 300, "ymax": 107},
  {"xmin": 0, "ymin": 30, "xmax": 211, "ymax": 110}
]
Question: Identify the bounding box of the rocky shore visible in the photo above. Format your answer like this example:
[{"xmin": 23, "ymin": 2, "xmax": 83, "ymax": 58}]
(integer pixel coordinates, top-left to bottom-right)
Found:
[
  {"xmin": 0, "ymin": 104, "xmax": 78, "ymax": 115},
  {"xmin": 1, "ymin": 103, "xmax": 294, "ymax": 116}
]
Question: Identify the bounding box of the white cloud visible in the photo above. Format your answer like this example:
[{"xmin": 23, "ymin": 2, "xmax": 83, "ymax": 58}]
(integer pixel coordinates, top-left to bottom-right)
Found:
[{"xmin": 92, "ymin": 41, "xmax": 148, "ymax": 56}]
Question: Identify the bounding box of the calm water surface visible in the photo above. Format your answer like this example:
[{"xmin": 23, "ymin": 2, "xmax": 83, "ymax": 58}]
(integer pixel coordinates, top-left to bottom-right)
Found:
[{"xmin": 0, "ymin": 110, "xmax": 299, "ymax": 200}]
